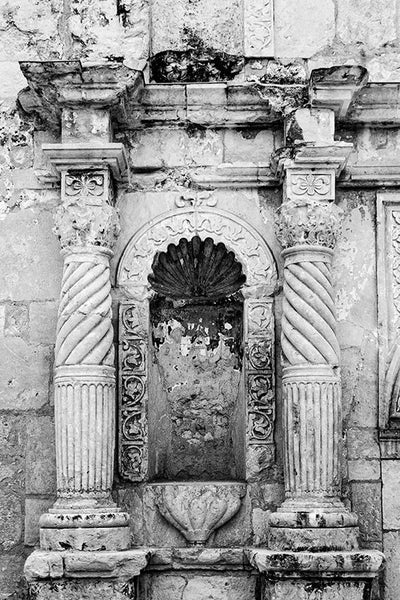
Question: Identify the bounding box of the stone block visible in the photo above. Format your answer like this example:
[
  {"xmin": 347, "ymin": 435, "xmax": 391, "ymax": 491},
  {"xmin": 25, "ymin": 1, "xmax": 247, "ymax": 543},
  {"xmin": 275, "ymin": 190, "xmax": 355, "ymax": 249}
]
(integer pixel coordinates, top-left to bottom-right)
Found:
[
  {"xmin": 347, "ymin": 459, "xmax": 380, "ymax": 481},
  {"xmin": 384, "ymin": 531, "xmax": 400, "ymax": 600},
  {"xmin": 40, "ymin": 526, "xmax": 131, "ymax": 552},
  {"xmin": 29, "ymin": 301, "xmax": 58, "ymax": 345},
  {"xmin": 223, "ymin": 129, "xmax": 274, "ymax": 164},
  {"xmin": 337, "ymin": 0, "xmax": 397, "ymax": 48},
  {"xmin": 0, "ymin": 553, "xmax": 27, "ymax": 600},
  {"xmin": 382, "ymin": 460, "xmax": 400, "ymax": 530},
  {"xmin": 63, "ymin": 549, "xmax": 149, "ymax": 578},
  {"xmin": 117, "ymin": 485, "xmax": 145, "ymax": 546},
  {"xmin": 147, "ymin": 572, "xmax": 256, "ymax": 600},
  {"xmin": 0, "ymin": 61, "xmax": 28, "ymax": 99},
  {"xmin": 0, "ymin": 490, "xmax": 23, "ymax": 551},
  {"xmin": 263, "ymin": 578, "xmax": 371, "ymax": 600},
  {"xmin": 0, "ymin": 210, "xmax": 63, "ymax": 302},
  {"xmin": 351, "ymin": 482, "xmax": 382, "ymax": 544},
  {"xmin": 24, "ymin": 550, "xmax": 63, "ymax": 581},
  {"xmin": 150, "ymin": 0, "xmax": 243, "ymax": 56},
  {"xmin": 4, "ymin": 302, "xmax": 29, "ymax": 338},
  {"xmin": 0, "ymin": 337, "xmax": 51, "ymax": 410},
  {"xmin": 274, "ymin": 0, "xmax": 335, "ymax": 58},
  {"xmin": 346, "ymin": 427, "xmax": 380, "ymax": 460},
  {"xmin": 24, "ymin": 497, "xmax": 55, "ymax": 546},
  {"xmin": 25, "ymin": 416, "xmax": 55, "ymax": 495}
]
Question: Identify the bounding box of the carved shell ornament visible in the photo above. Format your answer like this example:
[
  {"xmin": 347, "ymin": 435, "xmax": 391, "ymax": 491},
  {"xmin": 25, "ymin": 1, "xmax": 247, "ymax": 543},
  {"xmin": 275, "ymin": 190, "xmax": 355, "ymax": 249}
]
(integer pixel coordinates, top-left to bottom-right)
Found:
[{"xmin": 148, "ymin": 236, "xmax": 246, "ymax": 299}]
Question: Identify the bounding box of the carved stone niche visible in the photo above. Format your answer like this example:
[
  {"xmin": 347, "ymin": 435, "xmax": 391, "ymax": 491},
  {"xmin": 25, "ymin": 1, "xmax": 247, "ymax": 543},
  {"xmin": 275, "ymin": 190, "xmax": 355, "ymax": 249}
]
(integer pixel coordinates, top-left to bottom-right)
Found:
[{"xmin": 116, "ymin": 208, "xmax": 277, "ymax": 542}]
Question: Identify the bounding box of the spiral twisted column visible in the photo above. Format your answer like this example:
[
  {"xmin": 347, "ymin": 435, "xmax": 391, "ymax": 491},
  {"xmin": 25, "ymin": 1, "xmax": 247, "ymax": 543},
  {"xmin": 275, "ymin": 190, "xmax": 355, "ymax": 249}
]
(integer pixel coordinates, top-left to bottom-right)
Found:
[
  {"xmin": 270, "ymin": 186, "xmax": 359, "ymax": 551},
  {"xmin": 39, "ymin": 165, "xmax": 131, "ymax": 552}
]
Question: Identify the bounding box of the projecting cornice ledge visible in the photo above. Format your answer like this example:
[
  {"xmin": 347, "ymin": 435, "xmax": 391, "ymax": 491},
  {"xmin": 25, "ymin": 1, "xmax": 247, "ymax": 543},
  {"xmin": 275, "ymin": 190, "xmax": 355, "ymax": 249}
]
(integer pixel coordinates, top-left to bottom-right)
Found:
[{"xmin": 18, "ymin": 60, "xmax": 145, "ymax": 130}]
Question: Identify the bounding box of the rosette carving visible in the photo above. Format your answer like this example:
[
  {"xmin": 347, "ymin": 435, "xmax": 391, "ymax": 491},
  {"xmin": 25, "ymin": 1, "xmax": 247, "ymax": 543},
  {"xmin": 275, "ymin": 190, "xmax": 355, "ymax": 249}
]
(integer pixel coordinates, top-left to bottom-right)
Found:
[
  {"xmin": 275, "ymin": 199, "xmax": 343, "ymax": 249},
  {"xmin": 282, "ymin": 259, "xmax": 339, "ymax": 366},
  {"xmin": 55, "ymin": 259, "xmax": 114, "ymax": 366}
]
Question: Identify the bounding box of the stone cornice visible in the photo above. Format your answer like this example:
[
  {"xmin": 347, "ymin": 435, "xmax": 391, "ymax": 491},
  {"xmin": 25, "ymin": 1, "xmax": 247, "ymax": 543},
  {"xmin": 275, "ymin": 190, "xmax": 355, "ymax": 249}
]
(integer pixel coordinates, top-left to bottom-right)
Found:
[
  {"xmin": 18, "ymin": 60, "xmax": 144, "ymax": 130},
  {"xmin": 309, "ymin": 66, "xmax": 369, "ymax": 120},
  {"xmin": 42, "ymin": 142, "xmax": 129, "ymax": 183}
]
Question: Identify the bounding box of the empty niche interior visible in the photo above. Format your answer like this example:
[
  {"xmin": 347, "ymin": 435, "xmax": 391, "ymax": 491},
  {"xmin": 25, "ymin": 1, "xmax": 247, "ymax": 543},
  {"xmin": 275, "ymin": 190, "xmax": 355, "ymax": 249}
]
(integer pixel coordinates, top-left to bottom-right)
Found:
[{"xmin": 147, "ymin": 236, "xmax": 247, "ymax": 481}]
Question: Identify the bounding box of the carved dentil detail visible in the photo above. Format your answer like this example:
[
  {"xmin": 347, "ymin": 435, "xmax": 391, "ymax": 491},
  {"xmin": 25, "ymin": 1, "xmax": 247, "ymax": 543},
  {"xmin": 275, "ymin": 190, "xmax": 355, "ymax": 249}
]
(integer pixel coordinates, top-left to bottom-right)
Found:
[
  {"xmin": 55, "ymin": 258, "xmax": 114, "ymax": 366},
  {"xmin": 282, "ymin": 258, "xmax": 339, "ymax": 366},
  {"xmin": 275, "ymin": 199, "xmax": 343, "ymax": 250}
]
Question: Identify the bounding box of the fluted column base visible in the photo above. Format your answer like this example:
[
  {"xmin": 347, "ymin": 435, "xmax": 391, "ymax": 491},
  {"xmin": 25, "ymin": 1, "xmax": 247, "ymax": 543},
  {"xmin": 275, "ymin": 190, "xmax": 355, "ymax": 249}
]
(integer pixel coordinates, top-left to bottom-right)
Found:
[
  {"xmin": 40, "ymin": 365, "xmax": 130, "ymax": 551},
  {"xmin": 269, "ymin": 365, "xmax": 358, "ymax": 551}
]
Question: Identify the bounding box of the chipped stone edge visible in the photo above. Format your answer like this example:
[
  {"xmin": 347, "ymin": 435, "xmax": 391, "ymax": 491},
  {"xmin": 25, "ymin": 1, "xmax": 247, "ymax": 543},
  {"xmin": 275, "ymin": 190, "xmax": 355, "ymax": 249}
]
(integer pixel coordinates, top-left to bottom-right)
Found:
[{"xmin": 24, "ymin": 549, "xmax": 150, "ymax": 582}]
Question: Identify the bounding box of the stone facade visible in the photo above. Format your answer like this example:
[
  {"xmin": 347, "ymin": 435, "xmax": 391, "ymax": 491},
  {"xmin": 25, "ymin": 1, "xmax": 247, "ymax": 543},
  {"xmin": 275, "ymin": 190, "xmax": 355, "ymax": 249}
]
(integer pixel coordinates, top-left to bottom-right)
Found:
[{"xmin": 2, "ymin": 1, "xmax": 400, "ymax": 599}]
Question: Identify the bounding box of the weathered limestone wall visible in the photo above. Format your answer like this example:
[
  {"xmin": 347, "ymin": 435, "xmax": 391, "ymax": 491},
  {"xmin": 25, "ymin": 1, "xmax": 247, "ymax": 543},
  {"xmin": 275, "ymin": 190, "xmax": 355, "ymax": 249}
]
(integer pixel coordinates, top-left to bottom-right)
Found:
[{"xmin": 1, "ymin": 0, "xmax": 400, "ymax": 598}]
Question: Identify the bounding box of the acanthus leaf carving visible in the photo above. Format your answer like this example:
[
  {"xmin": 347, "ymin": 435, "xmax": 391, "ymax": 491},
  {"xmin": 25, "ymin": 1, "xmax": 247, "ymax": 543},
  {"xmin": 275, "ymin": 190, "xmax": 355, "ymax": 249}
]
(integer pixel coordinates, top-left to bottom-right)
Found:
[{"xmin": 275, "ymin": 198, "xmax": 343, "ymax": 250}]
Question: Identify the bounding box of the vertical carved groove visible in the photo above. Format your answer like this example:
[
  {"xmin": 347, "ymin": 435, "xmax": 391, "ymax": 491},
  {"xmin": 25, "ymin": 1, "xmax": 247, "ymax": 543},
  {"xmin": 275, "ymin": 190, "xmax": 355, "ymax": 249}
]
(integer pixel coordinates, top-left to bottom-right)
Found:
[
  {"xmin": 283, "ymin": 370, "xmax": 341, "ymax": 498},
  {"xmin": 55, "ymin": 367, "xmax": 115, "ymax": 495}
]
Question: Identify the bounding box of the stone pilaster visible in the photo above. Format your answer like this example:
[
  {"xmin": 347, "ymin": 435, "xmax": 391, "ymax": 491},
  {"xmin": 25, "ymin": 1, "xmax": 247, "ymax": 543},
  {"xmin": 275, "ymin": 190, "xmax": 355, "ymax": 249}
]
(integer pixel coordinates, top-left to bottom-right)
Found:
[
  {"xmin": 36, "ymin": 150, "xmax": 131, "ymax": 551},
  {"xmin": 269, "ymin": 108, "xmax": 359, "ymax": 551}
]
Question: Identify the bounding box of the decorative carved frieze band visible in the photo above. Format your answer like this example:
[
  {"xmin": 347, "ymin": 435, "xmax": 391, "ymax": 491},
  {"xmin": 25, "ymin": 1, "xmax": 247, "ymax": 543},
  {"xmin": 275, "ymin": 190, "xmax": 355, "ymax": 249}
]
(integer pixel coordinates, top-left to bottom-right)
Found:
[
  {"xmin": 377, "ymin": 193, "xmax": 400, "ymax": 428},
  {"xmin": 288, "ymin": 171, "xmax": 334, "ymax": 200},
  {"xmin": 275, "ymin": 198, "xmax": 343, "ymax": 250},
  {"xmin": 245, "ymin": 299, "xmax": 275, "ymax": 446},
  {"xmin": 244, "ymin": 0, "xmax": 274, "ymax": 57},
  {"xmin": 54, "ymin": 169, "xmax": 119, "ymax": 251},
  {"xmin": 118, "ymin": 302, "xmax": 149, "ymax": 482},
  {"xmin": 118, "ymin": 208, "xmax": 277, "ymax": 299}
]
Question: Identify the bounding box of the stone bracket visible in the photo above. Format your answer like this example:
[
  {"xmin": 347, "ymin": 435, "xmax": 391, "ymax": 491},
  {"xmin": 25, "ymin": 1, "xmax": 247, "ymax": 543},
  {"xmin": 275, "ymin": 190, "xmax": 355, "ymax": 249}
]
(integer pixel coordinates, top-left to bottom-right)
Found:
[{"xmin": 309, "ymin": 66, "xmax": 369, "ymax": 120}]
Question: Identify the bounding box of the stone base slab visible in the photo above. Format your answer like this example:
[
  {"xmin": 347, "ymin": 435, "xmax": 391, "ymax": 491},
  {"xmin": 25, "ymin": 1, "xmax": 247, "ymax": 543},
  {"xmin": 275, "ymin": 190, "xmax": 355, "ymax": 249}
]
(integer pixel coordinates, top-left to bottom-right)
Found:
[
  {"xmin": 249, "ymin": 549, "xmax": 384, "ymax": 600},
  {"xmin": 268, "ymin": 526, "xmax": 359, "ymax": 552},
  {"xmin": 40, "ymin": 526, "xmax": 131, "ymax": 551},
  {"xmin": 25, "ymin": 549, "xmax": 150, "ymax": 582}
]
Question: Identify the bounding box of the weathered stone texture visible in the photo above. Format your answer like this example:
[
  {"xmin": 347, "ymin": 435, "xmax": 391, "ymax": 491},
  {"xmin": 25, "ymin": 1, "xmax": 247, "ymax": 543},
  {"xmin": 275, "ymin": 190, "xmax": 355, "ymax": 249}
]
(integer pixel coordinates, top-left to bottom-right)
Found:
[
  {"xmin": 382, "ymin": 461, "xmax": 400, "ymax": 530},
  {"xmin": 274, "ymin": 0, "xmax": 335, "ymax": 58},
  {"xmin": 25, "ymin": 416, "xmax": 56, "ymax": 495},
  {"xmin": 351, "ymin": 482, "xmax": 382, "ymax": 547},
  {"xmin": 24, "ymin": 498, "xmax": 54, "ymax": 546},
  {"xmin": 150, "ymin": 0, "xmax": 243, "ymax": 56},
  {"xmin": 144, "ymin": 572, "xmax": 256, "ymax": 600},
  {"xmin": 384, "ymin": 532, "xmax": 400, "ymax": 600}
]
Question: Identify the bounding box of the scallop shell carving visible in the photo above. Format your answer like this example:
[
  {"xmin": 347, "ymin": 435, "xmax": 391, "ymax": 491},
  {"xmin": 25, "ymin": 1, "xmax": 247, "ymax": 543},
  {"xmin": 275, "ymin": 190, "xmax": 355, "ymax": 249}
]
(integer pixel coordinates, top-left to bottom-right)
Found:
[{"xmin": 148, "ymin": 236, "xmax": 246, "ymax": 299}]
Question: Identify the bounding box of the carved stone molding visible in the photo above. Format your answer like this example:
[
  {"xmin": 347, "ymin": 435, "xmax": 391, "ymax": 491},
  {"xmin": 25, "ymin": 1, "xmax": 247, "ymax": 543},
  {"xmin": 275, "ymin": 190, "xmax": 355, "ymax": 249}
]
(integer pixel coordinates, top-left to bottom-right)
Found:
[
  {"xmin": 118, "ymin": 302, "xmax": 149, "ymax": 482},
  {"xmin": 117, "ymin": 211, "xmax": 277, "ymax": 481},
  {"xmin": 275, "ymin": 198, "xmax": 343, "ymax": 250},
  {"xmin": 244, "ymin": 0, "xmax": 274, "ymax": 57},
  {"xmin": 118, "ymin": 208, "xmax": 277, "ymax": 299},
  {"xmin": 377, "ymin": 193, "xmax": 400, "ymax": 435},
  {"xmin": 152, "ymin": 482, "xmax": 246, "ymax": 545},
  {"xmin": 245, "ymin": 299, "xmax": 275, "ymax": 447},
  {"xmin": 288, "ymin": 171, "xmax": 334, "ymax": 200}
]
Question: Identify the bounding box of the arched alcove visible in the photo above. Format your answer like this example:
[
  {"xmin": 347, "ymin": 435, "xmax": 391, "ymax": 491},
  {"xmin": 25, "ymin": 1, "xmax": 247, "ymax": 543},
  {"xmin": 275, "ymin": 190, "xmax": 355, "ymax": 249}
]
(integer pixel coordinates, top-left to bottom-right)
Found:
[
  {"xmin": 148, "ymin": 236, "xmax": 246, "ymax": 480},
  {"xmin": 116, "ymin": 208, "xmax": 278, "ymax": 483}
]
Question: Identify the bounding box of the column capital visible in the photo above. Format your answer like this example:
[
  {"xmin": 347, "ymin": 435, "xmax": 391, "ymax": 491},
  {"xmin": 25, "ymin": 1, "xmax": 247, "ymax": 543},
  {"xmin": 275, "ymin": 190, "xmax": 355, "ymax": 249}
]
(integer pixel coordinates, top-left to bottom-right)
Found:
[{"xmin": 43, "ymin": 143, "xmax": 129, "ymax": 251}]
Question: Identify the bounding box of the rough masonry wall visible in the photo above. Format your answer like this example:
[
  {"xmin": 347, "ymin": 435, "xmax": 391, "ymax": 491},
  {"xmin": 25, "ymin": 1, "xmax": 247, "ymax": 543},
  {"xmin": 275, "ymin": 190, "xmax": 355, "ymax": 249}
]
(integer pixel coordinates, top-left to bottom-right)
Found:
[{"xmin": 1, "ymin": 0, "xmax": 400, "ymax": 598}]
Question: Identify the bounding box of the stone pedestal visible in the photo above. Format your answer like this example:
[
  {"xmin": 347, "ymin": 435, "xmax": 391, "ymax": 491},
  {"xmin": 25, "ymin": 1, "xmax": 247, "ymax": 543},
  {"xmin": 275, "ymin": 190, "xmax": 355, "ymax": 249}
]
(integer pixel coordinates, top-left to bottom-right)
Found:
[
  {"xmin": 25, "ymin": 549, "xmax": 149, "ymax": 600},
  {"xmin": 249, "ymin": 550, "xmax": 384, "ymax": 600}
]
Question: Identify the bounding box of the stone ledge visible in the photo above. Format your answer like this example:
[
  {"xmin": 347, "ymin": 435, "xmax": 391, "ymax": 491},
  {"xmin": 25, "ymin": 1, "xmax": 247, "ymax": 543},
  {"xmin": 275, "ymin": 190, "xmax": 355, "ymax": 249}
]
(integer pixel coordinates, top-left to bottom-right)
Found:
[
  {"xmin": 248, "ymin": 549, "xmax": 385, "ymax": 577},
  {"xmin": 147, "ymin": 547, "xmax": 251, "ymax": 571},
  {"xmin": 24, "ymin": 549, "xmax": 150, "ymax": 582}
]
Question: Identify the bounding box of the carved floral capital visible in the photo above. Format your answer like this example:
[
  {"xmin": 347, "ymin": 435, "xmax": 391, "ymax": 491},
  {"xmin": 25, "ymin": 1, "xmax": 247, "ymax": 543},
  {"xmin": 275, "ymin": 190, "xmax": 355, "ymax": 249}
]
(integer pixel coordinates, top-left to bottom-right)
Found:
[
  {"xmin": 54, "ymin": 170, "xmax": 119, "ymax": 250},
  {"xmin": 275, "ymin": 198, "xmax": 343, "ymax": 250}
]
